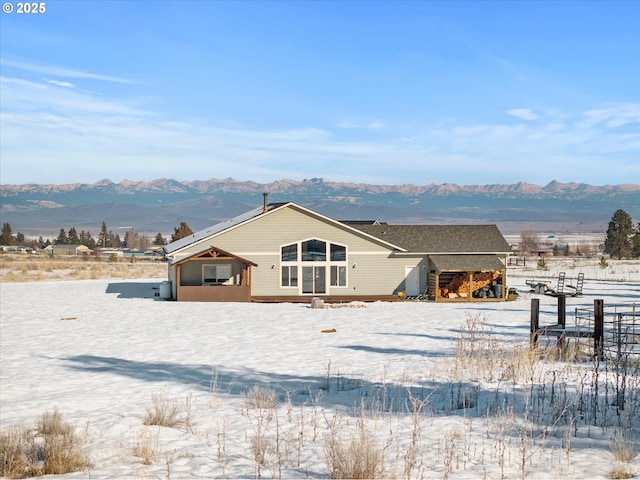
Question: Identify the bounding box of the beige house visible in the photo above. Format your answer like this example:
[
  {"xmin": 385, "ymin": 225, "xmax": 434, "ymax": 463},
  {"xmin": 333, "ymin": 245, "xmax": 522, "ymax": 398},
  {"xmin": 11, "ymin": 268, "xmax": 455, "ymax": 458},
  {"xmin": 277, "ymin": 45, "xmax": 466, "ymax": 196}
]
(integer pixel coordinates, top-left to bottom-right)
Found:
[{"xmin": 162, "ymin": 201, "xmax": 512, "ymax": 302}]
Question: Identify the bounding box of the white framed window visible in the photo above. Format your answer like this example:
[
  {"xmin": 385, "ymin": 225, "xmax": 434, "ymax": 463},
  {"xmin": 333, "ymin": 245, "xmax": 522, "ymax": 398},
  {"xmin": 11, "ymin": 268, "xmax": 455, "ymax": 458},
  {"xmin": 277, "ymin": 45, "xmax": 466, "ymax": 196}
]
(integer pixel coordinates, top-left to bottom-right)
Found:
[
  {"xmin": 330, "ymin": 265, "xmax": 347, "ymax": 287},
  {"xmin": 203, "ymin": 264, "xmax": 232, "ymax": 284},
  {"xmin": 281, "ymin": 265, "xmax": 298, "ymax": 287},
  {"xmin": 281, "ymin": 244, "xmax": 297, "ymax": 262},
  {"xmin": 279, "ymin": 239, "xmax": 347, "ymax": 292}
]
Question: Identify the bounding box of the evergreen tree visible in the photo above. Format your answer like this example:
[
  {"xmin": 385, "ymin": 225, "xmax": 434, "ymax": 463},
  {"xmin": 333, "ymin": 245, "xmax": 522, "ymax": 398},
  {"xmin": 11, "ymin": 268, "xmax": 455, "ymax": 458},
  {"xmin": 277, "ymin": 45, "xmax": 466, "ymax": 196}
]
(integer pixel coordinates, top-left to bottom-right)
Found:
[
  {"xmin": 108, "ymin": 233, "xmax": 122, "ymax": 248},
  {"xmin": 604, "ymin": 209, "xmax": 634, "ymax": 259},
  {"xmin": 633, "ymin": 221, "xmax": 640, "ymax": 258},
  {"xmin": 153, "ymin": 233, "xmax": 167, "ymax": 246},
  {"xmin": 171, "ymin": 222, "xmax": 194, "ymax": 242},
  {"xmin": 56, "ymin": 228, "xmax": 69, "ymax": 245},
  {"xmin": 0, "ymin": 223, "xmax": 13, "ymax": 246},
  {"xmin": 68, "ymin": 227, "xmax": 80, "ymax": 245},
  {"xmin": 15, "ymin": 232, "xmax": 25, "ymax": 244},
  {"xmin": 98, "ymin": 222, "xmax": 109, "ymax": 248},
  {"xmin": 79, "ymin": 231, "xmax": 96, "ymax": 249}
]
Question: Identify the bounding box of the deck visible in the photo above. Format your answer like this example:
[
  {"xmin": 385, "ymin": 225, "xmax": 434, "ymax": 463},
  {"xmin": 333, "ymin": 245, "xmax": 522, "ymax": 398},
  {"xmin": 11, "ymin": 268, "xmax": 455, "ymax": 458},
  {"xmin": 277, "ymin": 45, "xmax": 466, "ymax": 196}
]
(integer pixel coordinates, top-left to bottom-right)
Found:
[{"xmin": 251, "ymin": 295, "xmax": 402, "ymax": 303}]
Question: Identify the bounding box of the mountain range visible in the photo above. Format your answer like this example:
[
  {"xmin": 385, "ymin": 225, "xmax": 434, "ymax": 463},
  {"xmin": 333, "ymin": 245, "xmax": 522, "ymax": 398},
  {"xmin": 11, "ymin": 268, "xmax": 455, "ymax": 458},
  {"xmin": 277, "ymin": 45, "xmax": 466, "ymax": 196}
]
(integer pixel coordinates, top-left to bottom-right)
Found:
[{"xmin": 1, "ymin": 178, "xmax": 639, "ymax": 237}]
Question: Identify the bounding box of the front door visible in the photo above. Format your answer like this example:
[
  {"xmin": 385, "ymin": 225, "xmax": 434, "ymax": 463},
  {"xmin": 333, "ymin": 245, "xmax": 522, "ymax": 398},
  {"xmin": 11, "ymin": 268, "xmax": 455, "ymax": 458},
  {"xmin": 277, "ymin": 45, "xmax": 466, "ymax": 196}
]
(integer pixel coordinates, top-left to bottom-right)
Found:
[
  {"xmin": 404, "ymin": 266, "xmax": 419, "ymax": 296},
  {"xmin": 302, "ymin": 266, "xmax": 326, "ymax": 294}
]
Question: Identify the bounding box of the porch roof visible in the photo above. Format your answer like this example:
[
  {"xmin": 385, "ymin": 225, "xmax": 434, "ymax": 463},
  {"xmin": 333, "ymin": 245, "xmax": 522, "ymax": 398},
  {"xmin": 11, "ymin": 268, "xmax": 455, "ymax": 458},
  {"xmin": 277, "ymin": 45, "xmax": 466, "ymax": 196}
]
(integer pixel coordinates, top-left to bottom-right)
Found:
[
  {"xmin": 171, "ymin": 245, "xmax": 258, "ymax": 267},
  {"xmin": 430, "ymin": 254, "xmax": 505, "ymax": 272}
]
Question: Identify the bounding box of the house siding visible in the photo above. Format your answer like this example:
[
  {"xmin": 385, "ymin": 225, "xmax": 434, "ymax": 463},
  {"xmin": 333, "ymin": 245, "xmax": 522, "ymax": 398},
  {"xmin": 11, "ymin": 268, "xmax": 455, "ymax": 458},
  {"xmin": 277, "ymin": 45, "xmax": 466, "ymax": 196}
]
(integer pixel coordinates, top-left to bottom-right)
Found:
[
  {"xmin": 170, "ymin": 205, "xmax": 404, "ymax": 297},
  {"xmin": 165, "ymin": 203, "xmax": 510, "ymax": 302}
]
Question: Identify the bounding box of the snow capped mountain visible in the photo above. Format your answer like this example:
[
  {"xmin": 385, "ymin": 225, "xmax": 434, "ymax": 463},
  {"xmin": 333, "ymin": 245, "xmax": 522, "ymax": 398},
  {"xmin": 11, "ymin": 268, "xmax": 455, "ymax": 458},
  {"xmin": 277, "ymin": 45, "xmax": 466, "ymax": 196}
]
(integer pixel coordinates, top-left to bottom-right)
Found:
[{"xmin": 1, "ymin": 178, "xmax": 638, "ymax": 236}]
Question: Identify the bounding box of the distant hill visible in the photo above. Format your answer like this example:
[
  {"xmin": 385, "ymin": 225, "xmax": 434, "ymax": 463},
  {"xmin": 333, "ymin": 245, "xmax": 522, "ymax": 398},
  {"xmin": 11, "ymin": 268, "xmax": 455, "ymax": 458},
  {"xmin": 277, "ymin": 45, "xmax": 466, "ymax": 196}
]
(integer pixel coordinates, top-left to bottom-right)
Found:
[{"xmin": 1, "ymin": 178, "xmax": 638, "ymax": 237}]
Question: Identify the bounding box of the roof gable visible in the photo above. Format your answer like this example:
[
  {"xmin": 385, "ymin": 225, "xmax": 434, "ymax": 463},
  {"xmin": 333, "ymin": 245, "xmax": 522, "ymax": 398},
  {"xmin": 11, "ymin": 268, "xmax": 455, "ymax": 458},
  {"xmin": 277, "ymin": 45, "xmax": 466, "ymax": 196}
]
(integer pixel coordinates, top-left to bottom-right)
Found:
[
  {"xmin": 163, "ymin": 202, "xmax": 406, "ymax": 257},
  {"xmin": 172, "ymin": 245, "xmax": 258, "ymax": 266}
]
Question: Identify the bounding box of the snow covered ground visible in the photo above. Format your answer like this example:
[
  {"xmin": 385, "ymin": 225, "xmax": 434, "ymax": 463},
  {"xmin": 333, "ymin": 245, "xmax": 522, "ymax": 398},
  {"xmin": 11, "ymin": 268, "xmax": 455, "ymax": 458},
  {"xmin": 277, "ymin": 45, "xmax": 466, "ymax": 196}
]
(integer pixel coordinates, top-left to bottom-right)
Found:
[{"xmin": 1, "ymin": 259, "xmax": 639, "ymax": 479}]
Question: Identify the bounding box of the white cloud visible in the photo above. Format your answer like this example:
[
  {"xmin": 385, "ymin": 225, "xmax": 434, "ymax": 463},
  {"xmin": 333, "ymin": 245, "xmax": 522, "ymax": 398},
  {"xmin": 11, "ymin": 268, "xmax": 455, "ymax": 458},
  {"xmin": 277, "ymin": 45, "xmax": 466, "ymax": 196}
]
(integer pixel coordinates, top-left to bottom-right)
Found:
[
  {"xmin": 1, "ymin": 70, "xmax": 637, "ymax": 186},
  {"xmin": 2, "ymin": 58, "xmax": 135, "ymax": 84},
  {"xmin": 46, "ymin": 79, "xmax": 76, "ymax": 88},
  {"xmin": 336, "ymin": 119, "xmax": 386, "ymax": 130},
  {"xmin": 579, "ymin": 103, "xmax": 640, "ymax": 129},
  {"xmin": 506, "ymin": 108, "xmax": 538, "ymax": 121}
]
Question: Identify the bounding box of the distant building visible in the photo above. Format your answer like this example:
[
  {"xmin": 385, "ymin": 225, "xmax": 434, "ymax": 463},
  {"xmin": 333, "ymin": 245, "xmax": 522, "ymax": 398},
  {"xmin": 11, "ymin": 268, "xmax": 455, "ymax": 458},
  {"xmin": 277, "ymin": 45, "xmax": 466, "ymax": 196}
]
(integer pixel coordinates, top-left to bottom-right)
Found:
[{"xmin": 50, "ymin": 245, "xmax": 93, "ymax": 256}]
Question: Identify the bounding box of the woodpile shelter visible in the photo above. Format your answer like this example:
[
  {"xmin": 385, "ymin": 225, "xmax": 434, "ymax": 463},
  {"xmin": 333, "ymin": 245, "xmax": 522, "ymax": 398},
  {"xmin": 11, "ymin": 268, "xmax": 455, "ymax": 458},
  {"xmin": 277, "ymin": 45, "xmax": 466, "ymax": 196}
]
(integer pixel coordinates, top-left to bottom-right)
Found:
[
  {"xmin": 162, "ymin": 200, "xmax": 512, "ymax": 302},
  {"xmin": 350, "ymin": 224, "xmax": 511, "ymax": 302}
]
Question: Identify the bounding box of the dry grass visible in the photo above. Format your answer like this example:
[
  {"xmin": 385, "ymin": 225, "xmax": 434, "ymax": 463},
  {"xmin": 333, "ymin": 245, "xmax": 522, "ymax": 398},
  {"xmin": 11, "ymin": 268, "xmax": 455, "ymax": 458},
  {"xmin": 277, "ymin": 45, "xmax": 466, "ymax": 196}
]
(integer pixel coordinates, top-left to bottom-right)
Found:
[
  {"xmin": 144, "ymin": 392, "xmax": 193, "ymax": 432},
  {"xmin": 0, "ymin": 426, "xmax": 31, "ymax": 479},
  {"xmin": 133, "ymin": 428, "xmax": 159, "ymax": 465},
  {"xmin": 610, "ymin": 428, "xmax": 636, "ymax": 464},
  {"xmin": 0, "ymin": 254, "xmax": 166, "ymax": 283},
  {"xmin": 609, "ymin": 464, "xmax": 635, "ymax": 479},
  {"xmin": 0, "ymin": 409, "xmax": 89, "ymax": 479},
  {"xmin": 244, "ymin": 386, "xmax": 278, "ymax": 410},
  {"xmin": 324, "ymin": 427, "xmax": 386, "ymax": 479}
]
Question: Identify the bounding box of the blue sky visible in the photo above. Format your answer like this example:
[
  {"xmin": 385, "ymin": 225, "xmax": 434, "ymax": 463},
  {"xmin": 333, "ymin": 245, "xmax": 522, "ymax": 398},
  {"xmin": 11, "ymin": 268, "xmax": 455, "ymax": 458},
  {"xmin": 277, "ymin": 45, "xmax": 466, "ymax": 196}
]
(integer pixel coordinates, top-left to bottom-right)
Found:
[{"xmin": 1, "ymin": 0, "xmax": 639, "ymax": 186}]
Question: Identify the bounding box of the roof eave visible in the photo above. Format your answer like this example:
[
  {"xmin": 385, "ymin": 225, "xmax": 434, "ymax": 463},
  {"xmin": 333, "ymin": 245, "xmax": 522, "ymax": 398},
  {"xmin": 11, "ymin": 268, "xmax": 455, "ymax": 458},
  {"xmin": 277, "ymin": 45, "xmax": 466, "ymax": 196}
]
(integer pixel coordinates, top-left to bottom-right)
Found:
[
  {"xmin": 164, "ymin": 203, "xmax": 292, "ymax": 257},
  {"xmin": 393, "ymin": 250, "xmax": 511, "ymax": 255}
]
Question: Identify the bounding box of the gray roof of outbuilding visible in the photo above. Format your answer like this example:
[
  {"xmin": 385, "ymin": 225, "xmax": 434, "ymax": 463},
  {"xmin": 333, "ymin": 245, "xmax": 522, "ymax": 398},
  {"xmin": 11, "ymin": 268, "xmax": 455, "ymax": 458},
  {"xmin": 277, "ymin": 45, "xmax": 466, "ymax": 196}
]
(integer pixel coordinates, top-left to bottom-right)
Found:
[
  {"xmin": 351, "ymin": 224, "xmax": 511, "ymax": 254},
  {"xmin": 430, "ymin": 254, "xmax": 506, "ymax": 272}
]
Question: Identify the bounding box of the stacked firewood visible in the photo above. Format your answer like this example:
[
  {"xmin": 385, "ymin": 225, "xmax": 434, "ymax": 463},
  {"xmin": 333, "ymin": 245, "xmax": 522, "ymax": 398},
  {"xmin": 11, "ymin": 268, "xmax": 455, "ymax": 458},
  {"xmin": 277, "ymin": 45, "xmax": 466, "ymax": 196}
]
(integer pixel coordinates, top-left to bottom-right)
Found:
[{"xmin": 439, "ymin": 271, "xmax": 501, "ymax": 298}]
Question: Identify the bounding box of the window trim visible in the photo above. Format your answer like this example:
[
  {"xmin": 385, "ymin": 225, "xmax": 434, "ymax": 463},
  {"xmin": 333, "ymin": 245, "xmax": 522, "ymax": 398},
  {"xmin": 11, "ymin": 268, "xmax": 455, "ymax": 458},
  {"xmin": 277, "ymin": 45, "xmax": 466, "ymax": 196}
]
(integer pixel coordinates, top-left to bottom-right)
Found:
[
  {"xmin": 202, "ymin": 263, "xmax": 233, "ymax": 284},
  {"xmin": 279, "ymin": 238, "xmax": 348, "ymax": 293},
  {"xmin": 281, "ymin": 265, "xmax": 298, "ymax": 288}
]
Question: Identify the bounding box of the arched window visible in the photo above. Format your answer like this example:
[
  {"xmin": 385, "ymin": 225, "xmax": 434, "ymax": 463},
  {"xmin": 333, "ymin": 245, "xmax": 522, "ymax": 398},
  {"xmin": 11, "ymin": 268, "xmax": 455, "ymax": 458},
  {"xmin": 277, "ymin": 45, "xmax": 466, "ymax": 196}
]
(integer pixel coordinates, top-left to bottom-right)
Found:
[
  {"xmin": 302, "ymin": 239, "xmax": 326, "ymax": 261},
  {"xmin": 280, "ymin": 239, "xmax": 347, "ymax": 292}
]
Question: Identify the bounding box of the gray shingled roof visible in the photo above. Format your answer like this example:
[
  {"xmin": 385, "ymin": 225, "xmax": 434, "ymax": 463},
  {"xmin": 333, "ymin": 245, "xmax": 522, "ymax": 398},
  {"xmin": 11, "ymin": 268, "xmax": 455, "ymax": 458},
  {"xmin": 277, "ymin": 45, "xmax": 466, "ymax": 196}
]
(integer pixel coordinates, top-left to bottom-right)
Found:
[
  {"xmin": 430, "ymin": 254, "xmax": 506, "ymax": 272},
  {"xmin": 351, "ymin": 224, "xmax": 511, "ymax": 253}
]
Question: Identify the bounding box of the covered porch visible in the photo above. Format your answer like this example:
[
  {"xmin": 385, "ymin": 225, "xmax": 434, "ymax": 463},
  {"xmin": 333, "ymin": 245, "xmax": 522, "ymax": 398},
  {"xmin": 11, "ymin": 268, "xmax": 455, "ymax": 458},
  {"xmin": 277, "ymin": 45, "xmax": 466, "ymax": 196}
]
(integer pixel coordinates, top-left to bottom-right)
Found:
[{"xmin": 171, "ymin": 246, "xmax": 257, "ymax": 302}]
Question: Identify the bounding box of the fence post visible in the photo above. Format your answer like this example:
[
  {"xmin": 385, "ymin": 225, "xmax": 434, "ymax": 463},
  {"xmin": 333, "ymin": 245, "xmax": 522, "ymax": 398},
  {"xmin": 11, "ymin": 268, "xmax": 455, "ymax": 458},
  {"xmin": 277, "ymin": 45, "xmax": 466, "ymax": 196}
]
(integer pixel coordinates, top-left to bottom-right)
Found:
[
  {"xmin": 557, "ymin": 295, "xmax": 566, "ymax": 328},
  {"xmin": 557, "ymin": 295, "xmax": 566, "ymax": 351},
  {"xmin": 530, "ymin": 298, "xmax": 540, "ymax": 348},
  {"xmin": 594, "ymin": 299, "xmax": 604, "ymax": 360}
]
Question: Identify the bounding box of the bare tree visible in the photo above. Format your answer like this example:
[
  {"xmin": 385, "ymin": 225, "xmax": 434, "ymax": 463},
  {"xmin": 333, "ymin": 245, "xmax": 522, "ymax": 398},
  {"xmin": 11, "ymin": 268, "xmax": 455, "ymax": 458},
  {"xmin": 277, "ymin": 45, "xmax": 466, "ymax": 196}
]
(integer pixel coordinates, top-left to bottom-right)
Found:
[
  {"xmin": 124, "ymin": 228, "xmax": 151, "ymax": 250},
  {"xmin": 519, "ymin": 230, "xmax": 540, "ymax": 255}
]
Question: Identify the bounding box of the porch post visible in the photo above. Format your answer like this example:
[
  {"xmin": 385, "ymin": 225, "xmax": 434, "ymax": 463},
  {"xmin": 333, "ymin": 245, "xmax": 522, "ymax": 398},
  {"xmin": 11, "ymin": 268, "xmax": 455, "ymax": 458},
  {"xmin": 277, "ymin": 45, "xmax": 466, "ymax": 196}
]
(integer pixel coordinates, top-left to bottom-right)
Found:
[{"xmin": 176, "ymin": 265, "xmax": 181, "ymax": 301}]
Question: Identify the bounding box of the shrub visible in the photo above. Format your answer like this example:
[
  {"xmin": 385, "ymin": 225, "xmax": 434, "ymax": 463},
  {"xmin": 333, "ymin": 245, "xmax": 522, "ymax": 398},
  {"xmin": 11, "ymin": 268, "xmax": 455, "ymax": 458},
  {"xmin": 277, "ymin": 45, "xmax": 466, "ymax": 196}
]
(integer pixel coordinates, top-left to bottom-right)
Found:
[
  {"xmin": 244, "ymin": 386, "xmax": 278, "ymax": 410},
  {"xmin": 0, "ymin": 426, "xmax": 30, "ymax": 478},
  {"xmin": 144, "ymin": 392, "xmax": 182, "ymax": 428},
  {"xmin": 0, "ymin": 409, "xmax": 88, "ymax": 479},
  {"xmin": 144, "ymin": 391, "xmax": 193, "ymax": 432},
  {"xmin": 610, "ymin": 428, "xmax": 636, "ymax": 463},
  {"xmin": 133, "ymin": 428, "xmax": 159, "ymax": 465},
  {"xmin": 325, "ymin": 429, "xmax": 385, "ymax": 479}
]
